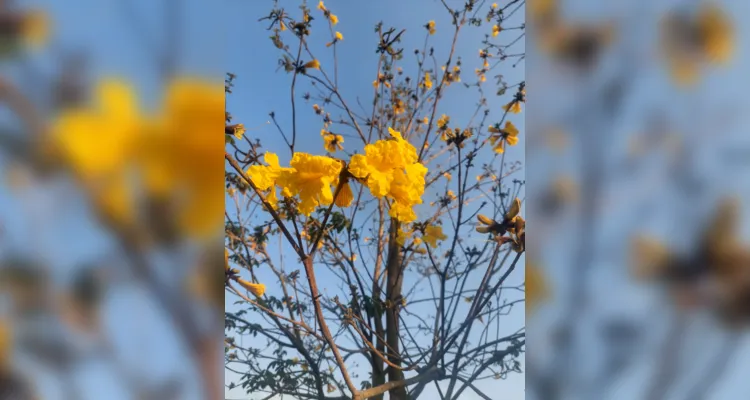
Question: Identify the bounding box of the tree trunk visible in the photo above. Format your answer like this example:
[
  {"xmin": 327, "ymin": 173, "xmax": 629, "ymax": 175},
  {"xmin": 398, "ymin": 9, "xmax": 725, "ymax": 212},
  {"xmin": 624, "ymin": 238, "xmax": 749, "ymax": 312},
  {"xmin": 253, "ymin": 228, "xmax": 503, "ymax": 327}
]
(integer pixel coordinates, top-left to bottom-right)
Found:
[{"xmin": 385, "ymin": 220, "xmax": 408, "ymax": 400}]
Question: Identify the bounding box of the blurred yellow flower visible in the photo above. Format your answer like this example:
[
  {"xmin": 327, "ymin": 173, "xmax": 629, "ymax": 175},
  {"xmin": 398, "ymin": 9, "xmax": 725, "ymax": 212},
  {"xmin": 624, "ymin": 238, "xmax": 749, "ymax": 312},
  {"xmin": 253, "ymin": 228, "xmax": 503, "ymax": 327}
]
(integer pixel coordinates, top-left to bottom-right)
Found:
[
  {"xmin": 698, "ymin": 4, "xmax": 733, "ymax": 64},
  {"xmin": 329, "ymin": 14, "xmax": 339, "ymax": 25},
  {"xmin": 157, "ymin": 79, "xmax": 225, "ymax": 237},
  {"xmin": 335, "ymin": 31, "xmax": 344, "ymax": 41},
  {"xmin": 526, "ymin": 261, "xmax": 550, "ymax": 315},
  {"xmin": 21, "ymin": 9, "xmax": 49, "ymax": 48},
  {"xmin": 492, "ymin": 25, "xmax": 501, "ymax": 37},
  {"xmin": 422, "ymin": 225, "xmax": 447, "ymax": 247},
  {"xmin": 53, "ymin": 79, "xmax": 140, "ymax": 181}
]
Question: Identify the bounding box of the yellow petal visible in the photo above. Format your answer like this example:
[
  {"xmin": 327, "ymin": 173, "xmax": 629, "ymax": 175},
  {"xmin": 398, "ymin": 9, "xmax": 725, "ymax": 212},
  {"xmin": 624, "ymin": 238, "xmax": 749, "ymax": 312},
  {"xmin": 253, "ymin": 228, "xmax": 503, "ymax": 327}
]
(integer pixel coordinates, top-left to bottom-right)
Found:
[{"xmin": 237, "ymin": 279, "xmax": 266, "ymax": 297}]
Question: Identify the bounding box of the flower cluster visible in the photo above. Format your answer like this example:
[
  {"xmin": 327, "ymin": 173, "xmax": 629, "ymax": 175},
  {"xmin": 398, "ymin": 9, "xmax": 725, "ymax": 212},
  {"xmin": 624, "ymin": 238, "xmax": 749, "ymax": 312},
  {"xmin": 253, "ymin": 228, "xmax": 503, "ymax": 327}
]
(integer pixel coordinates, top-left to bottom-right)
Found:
[
  {"xmin": 247, "ymin": 127, "xmax": 427, "ymax": 223},
  {"xmin": 477, "ymin": 197, "xmax": 525, "ymax": 253},
  {"xmin": 349, "ymin": 128, "xmax": 427, "ymax": 222}
]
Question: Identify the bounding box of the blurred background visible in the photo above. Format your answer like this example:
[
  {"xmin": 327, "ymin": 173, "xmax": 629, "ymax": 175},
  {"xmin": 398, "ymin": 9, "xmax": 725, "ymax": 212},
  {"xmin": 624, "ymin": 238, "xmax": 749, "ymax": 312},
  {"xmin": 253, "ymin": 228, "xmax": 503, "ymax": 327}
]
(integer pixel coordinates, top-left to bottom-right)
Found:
[
  {"xmin": 527, "ymin": 0, "xmax": 750, "ymax": 399},
  {"xmin": 0, "ymin": 1, "xmax": 223, "ymax": 399}
]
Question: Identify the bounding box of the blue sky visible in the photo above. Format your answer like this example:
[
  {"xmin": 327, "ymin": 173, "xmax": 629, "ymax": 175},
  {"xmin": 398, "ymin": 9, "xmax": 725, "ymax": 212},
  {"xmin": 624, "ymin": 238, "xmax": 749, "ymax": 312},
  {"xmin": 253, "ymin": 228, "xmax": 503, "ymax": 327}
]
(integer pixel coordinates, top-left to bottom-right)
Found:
[{"xmin": 225, "ymin": 1, "xmax": 525, "ymax": 399}]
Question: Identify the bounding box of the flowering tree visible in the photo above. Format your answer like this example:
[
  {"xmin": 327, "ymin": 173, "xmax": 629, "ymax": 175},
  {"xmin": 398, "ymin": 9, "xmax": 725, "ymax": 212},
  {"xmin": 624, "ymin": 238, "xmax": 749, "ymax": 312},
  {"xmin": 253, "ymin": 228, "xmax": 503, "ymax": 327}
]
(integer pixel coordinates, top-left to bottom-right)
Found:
[{"xmin": 225, "ymin": 1, "xmax": 526, "ymax": 399}]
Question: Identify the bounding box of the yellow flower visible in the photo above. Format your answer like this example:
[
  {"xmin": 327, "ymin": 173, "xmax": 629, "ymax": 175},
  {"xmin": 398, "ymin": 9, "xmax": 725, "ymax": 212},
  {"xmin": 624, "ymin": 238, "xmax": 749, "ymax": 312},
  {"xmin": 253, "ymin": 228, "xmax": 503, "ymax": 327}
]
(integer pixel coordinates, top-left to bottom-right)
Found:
[
  {"xmin": 437, "ymin": 114, "xmax": 450, "ymax": 129},
  {"xmin": 492, "ymin": 25, "xmax": 501, "ymax": 37},
  {"xmin": 53, "ymin": 79, "xmax": 140, "ymax": 181},
  {"xmin": 230, "ymin": 123, "xmax": 246, "ymax": 140},
  {"xmin": 237, "ymin": 279, "xmax": 266, "ymax": 297},
  {"xmin": 247, "ymin": 152, "xmax": 283, "ymax": 190},
  {"xmin": 329, "ymin": 14, "xmax": 339, "ymax": 25},
  {"xmin": 443, "ymin": 172, "xmax": 452, "ymax": 181},
  {"xmin": 489, "ymin": 121, "xmax": 519, "ymax": 153},
  {"xmin": 304, "ymin": 59, "xmax": 321, "ymax": 70},
  {"xmin": 526, "ymin": 261, "xmax": 550, "ymax": 315},
  {"xmin": 427, "ymin": 20, "xmax": 436, "ymax": 35},
  {"xmin": 322, "ymin": 131, "xmax": 344, "ymax": 152},
  {"xmin": 393, "ymin": 99, "xmax": 405, "ymax": 115},
  {"xmin": 422, "ymin": 225, "xmax": 447, "ymax": 247},
  {"xmin": 423, "ymin": 72, "xmax": 433, "ymax": 89},
  {"xmin": 246, "ymin": 152, "xmax": 292, "ymax": 209},
  {"xmin": 422, "ymin": 117, "xmax": 429, "ymax": 124},
  {"xmin": 21, "ymin": 9, "xmax": 49, "ymax": 49},
  {"xmin": 317, "ymin": 1, "xmax": 326, "ymax": 11},
  {"xmin": 335, "ymin": 180, "xmax": 354, "ymax": 208},
  {"xmin": 503, "ymin": 101, "xmax": 522, "ymax": 114},
  {"xmin": 396, "ymin": 227, "xmax": 411, "ymax": 246},
  {"xmin": 697, "ymin": 4, "xmax": 733, "ymax": 64},
  {"xmin": 281, "ymin": 153, "xmax": 343, "ymax": 216},
  {"xmin": 348, "ymin": 128, "xmax": 427, "ymax": 222},
  {"xmin": 327, "ymin": 31, "xmax": 344, "ymax": 47},
  {"xmin": 491, "ymin": 2, "xmax": 498, "ymax": 8},
  {"xmin": 506, "ymin": 197, "xmax": 521, "ymax": 220}
]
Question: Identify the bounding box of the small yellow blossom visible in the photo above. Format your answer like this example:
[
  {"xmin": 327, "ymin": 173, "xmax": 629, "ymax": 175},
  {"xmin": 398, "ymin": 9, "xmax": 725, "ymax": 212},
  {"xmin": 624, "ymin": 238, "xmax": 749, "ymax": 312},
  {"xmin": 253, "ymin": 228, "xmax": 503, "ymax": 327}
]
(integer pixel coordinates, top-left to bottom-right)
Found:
[
  {"xmin": 422, "ymin": 225, "xmax": 447, "ymax": 248},
  {"xmin": 329, "ymin": 14, "xmax": 339, "ymax": 25},
  {"xmin": 443, "ymin": 172, "xmax": 452, "ymax": 181},
  {"xmin": 304, "ymin": 59, "xmax": 321, "ymax": 70},
  {"xmin": 492, "ymin": 25, "xmax": 501, "ymax": 37},
  {"xmin": 492, "ymin": 2, "xmax": 498, "ymax": 8},
  {"xmin": 503, "ymin": 101, "xmax": 522, "ymax": 114},
  {"xmin": 335, "ymin": 31, "xmax": 344, "ymax": 41},
  {"xmin": 423, "ymin": 117, "xmax": 429, "ymax": 124},
  {"xmin": 317, "ymin": 1, "xmax": 326, "ymax": 10},
  {"xmin": 393, "ymin": 99, "xmax": 405, "ymax": 115},
  {"xmin": 423, "ymin": 72, "xmax": 433, "ymax": 89},
  {"xmin": 489, "ymin": 121, "xmax": 520, "ymax": 154},
  {"xmin": 230, "ymin": 123, "xmax": 246, "ymax": 140},
  {"xmin": 427, "ymin": 20, "xmax": 436, "ymax": 35},
  {"xmin": 237, "ymin": 279, "xmax": 266, "ymax": 297},
  {"xmin": 437, "ymin": 114, "xmax": 450, "ymax": 129},
  {"xmin": 321, "ymin": 130, "xmax": 344, "ymax": 152}
]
